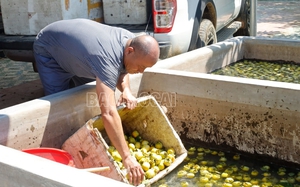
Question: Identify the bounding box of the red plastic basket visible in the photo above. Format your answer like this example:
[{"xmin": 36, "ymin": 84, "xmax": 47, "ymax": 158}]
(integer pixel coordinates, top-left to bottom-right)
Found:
[{"xmin": 22, "ymin": 147, "xmax": 75, "ymax": 167}]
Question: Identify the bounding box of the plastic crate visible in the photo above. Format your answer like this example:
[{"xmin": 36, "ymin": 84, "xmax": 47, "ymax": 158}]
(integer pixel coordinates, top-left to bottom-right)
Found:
[{"xmin": 62, "ymin": 95, "xmax": 187, "ymax": 186}]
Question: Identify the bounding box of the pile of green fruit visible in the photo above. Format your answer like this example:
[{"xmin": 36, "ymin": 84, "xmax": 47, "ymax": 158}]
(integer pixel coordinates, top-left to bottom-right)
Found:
[
  {"xmin": 211, "ymin": 60, "xmax": 300, "ymax": 84},
  {"xmin": 108, "ymin": 130, "xmax": 176, "ymax": 180},
  {"xmin": 154, "ymin": 146, "xmax": 300, "ymax": 187}
]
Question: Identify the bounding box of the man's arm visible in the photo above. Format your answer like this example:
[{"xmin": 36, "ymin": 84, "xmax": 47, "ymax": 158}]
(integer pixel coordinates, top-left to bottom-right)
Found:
[
  {"xmin": 116, "ymin": 73, "xmax": 137, "ymax": 109},
  {"xmin": 95, "ymin": 77, "xmax": 144, "ymax": 185}
]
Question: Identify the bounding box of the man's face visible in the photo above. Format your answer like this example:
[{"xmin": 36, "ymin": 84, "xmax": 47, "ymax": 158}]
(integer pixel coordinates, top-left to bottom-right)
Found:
[{"xmin": 124, "ymin": 48, "xmax": 157, "ymax": 74}]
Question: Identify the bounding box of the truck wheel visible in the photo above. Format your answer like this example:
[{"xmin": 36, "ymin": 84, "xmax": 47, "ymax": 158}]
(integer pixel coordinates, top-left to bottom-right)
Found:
[
  {"xmin": 234, "ymin": 0, "xmax": 250, "ymax": 36},
  {"xmin": 197, "ymin": 19, "xmax": 217, "ymax": 48}
]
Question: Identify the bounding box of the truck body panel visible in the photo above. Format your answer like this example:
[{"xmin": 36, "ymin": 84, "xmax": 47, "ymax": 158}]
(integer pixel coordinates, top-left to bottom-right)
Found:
[
  {"xmin": 1, "ymin": 0, "xmax": 103, "ymax": 35},
  {"xmin": 0, "ymin": 0, "xmax": 248, "ymax": 61}
]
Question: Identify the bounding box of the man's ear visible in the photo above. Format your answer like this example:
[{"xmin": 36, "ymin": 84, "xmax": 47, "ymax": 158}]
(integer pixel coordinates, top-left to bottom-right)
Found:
[{"xmin": 125, "ymin": 46, "xmax": 134, "ymax": 55}]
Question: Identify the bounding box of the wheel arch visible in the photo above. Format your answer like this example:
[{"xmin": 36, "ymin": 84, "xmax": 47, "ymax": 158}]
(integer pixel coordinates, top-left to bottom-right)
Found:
[{"xmin": 188, "ymin": 0, "xmax": 217, "ymax": 51}]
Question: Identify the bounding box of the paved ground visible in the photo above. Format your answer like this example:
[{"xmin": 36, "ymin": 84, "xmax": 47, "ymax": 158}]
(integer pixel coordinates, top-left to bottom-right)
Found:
[
  {"xmin": 0, "ymin": 1, "xmax": 300, "ymax": 109},
  {"xmin": 256, "ymin": 1, "xmax": 300, "ymax": 40}
]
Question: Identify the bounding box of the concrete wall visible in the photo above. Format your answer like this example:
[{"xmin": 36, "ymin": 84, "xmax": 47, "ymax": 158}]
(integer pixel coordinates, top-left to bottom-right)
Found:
[
  {"xmin": 137, "ymin": 36, "xmax": 300, "ymax": 165},
  {"xmin": 138, "ymin": 68, "xmax": 300, "ymax": 165}
]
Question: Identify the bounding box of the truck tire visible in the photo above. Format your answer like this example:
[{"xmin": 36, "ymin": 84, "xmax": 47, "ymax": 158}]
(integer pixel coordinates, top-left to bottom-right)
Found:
[
  {"xmin": 234, "ymin": 0, "xmax": 251, "ymax": 36},
  {"xmin": 198, "ymin": 19, "xmax": 217, "ymax": 47}
]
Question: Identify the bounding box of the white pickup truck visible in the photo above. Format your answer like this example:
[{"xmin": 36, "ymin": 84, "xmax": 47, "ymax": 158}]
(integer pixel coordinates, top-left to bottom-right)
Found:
[{"xmin": 0, "ymin": 0, "xmax": 251, "ymax": 63}]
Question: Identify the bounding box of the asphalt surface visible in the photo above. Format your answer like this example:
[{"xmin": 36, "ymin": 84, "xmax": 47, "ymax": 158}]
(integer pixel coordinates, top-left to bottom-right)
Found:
[{"xmin": 0, "ymin": 1, "xmax": 299, "ymax": 109}]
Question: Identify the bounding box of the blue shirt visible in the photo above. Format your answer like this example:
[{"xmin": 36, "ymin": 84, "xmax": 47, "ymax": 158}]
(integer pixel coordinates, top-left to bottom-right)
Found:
[{"xmin": 33, "ymin": 19, "xmax": 135, "ymax": 90}]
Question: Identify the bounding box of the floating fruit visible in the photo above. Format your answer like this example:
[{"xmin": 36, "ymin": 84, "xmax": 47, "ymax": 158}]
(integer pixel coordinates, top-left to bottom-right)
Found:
[
  {"xmin": 193, "ymin": 164, "xmax": 201, "ymax": 170},
  {"xmin": 204, "ymin": 183, "xmax": 213, "ymax": 187},
  {"xmin": 211, "ymin": 151, "xmax": 218, "ymax": 155},
  {"xmin": 211, "ymin": 60, "xmax": 300, "ymax": 84},
  {"xmin": 221, "ymin": 172, "xmax": 229, "ymax": 178},
  {"xmin": 224, "ymin": 168, "xmax": 233, "ymax": 175},
  {"xmin": 188, "ymin": 151, "xmax": 195, "ymax": 155},
  {"xmin": 243, "ymin": 174, "xmax": 251, "ymax": 182},
  {"xmin": 250, "ymin": 179, "xmax": 259, "ymax": 185},
  {"xmin": 296, "ymin": 176, "xmax": 300, "ymax": 182},
  {"xmin": 241, "ymin": 165, "xmax": 250, "ymax": 172},
  {"xmin": 235, "ymin": 174, "xmax": 243, "ymax": 181},
  {"xmin": 231, "ymin": 165, "xmax": 238, "ymax": 172},
  {"xmin": 189, "ymin": 168, "xmax": 197, "ymax": 174},
  {"xmin": 208, "ymin": 166, "xmax": 217, "ymax": 173},
  {"xmin": 199, "ymin": 177, "xmax": 209, "ymax": 183},
  {"xmin": 218, "ymin": 152, "xmax": 225, "ymax": 157},
  {"xmin": 216, "ymin": 164, "xmax": 224, "ymax": 171},
  {"xmin": 128, "ymin": 136, "xmax": 136, "ymax": 144},
  {"xmin": 219, "ymin": 157, "xmax": 227, "ymax": 162},
  {"xmin": 263, "ymin": 172, "xmax": 271, "ymax": 177},
  {"xmin": 141, "ymin": 140, "xmax": 149, "ymax": 145},
  {"xmin": 155, "ymin": 141, "xmax": 163, "ymax": 149},
  {"xmin": 233, "ymin": 154, "xmax": 240, "ymax": 160},
  {"xmin": 199, "ymin": 169, "xmax": 209, "ymax": 176},
  {"xmin": 212, "ymin": 174, "xmax": 221, "ymax": 180},
  {"xmin": 181, "ymin": 181, "xmax": 189, "ymax": 187},
  {"xmin": 287, "ymin": 177, "xmax": 295, "ymax": 184},
  {"xmin": 205, "ymin": 172, "xmax": 213, "ymax": 179},
  {"xmin": 251, "ymin": 170, "xmax": 259, "ymax": 176},
  {"xmin": 223, "ymin": 182, "xmax": 232, "ymax": 187},
  {"xmin": 261, "ymin": 165, "xmax": 270, "ymax": 171},
  {"xmin": 224, "ymin": 177, "xmax": 234, "ymax": 183},
  {"xmin": 154, "ymin": 145, "xmax": 300, "ymax": 187},
  {"xmin": 135, "ymin": 141, "xmax": 141, "ymax": 149},
  {"xmin": 277, "ymin": 167, "xmax": 286, "ymax": 176},
  {"xmin": 186, "ymin": 172, "xmax": 195, "ymax": 179},
  {"xmin": 177, "ymin": 170, "xmax": 187, "ymax": 178},
  {"xmin": 243, "ymin": 182, "xmax": 252, "ymax": 187},
  {"xmin": 232, "ymin": 181, "xmax": 241, "ymax": 187},
  {"xmin": 158, "ymin": 184, "xmax": 168, "ymax": 187},
  {"xmin": 132, "ymin": 130, "xmax": 139, "ymax": 138}
]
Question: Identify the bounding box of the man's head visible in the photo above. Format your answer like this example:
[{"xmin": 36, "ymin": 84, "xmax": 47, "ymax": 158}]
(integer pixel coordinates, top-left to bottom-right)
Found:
[{"xmin": 123, "ymin": 35, "xmax": 160, "ymax": 74}]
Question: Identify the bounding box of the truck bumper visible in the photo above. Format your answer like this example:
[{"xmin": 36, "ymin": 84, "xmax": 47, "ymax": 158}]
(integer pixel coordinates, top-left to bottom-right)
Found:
[
  {"xmin": 0, "ymin": 35, "xmax": 35, "ymax": 50},
  {"xmin": 0, "ymin": 35, "xmax": 35, "ymax": 63},
  {"xmin": 158, "ymin": 42, "xmax": 172, "ymax": 59}
]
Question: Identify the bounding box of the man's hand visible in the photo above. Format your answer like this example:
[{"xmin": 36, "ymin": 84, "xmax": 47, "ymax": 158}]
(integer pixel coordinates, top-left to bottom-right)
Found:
[
  {"xmin": 123, "ymin": 155, "xmax": 145, "ymax": 186},
  {"xmin": 117, "ymin": 90, "xmax": 137, "ymax": 110},
  {"xmin": 96, "ymin": 77, "xmax": 142, "ymax": 184},
  {"xmin": 116, "ymin": 73, "xmax": 137, "ymax": 109}
]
